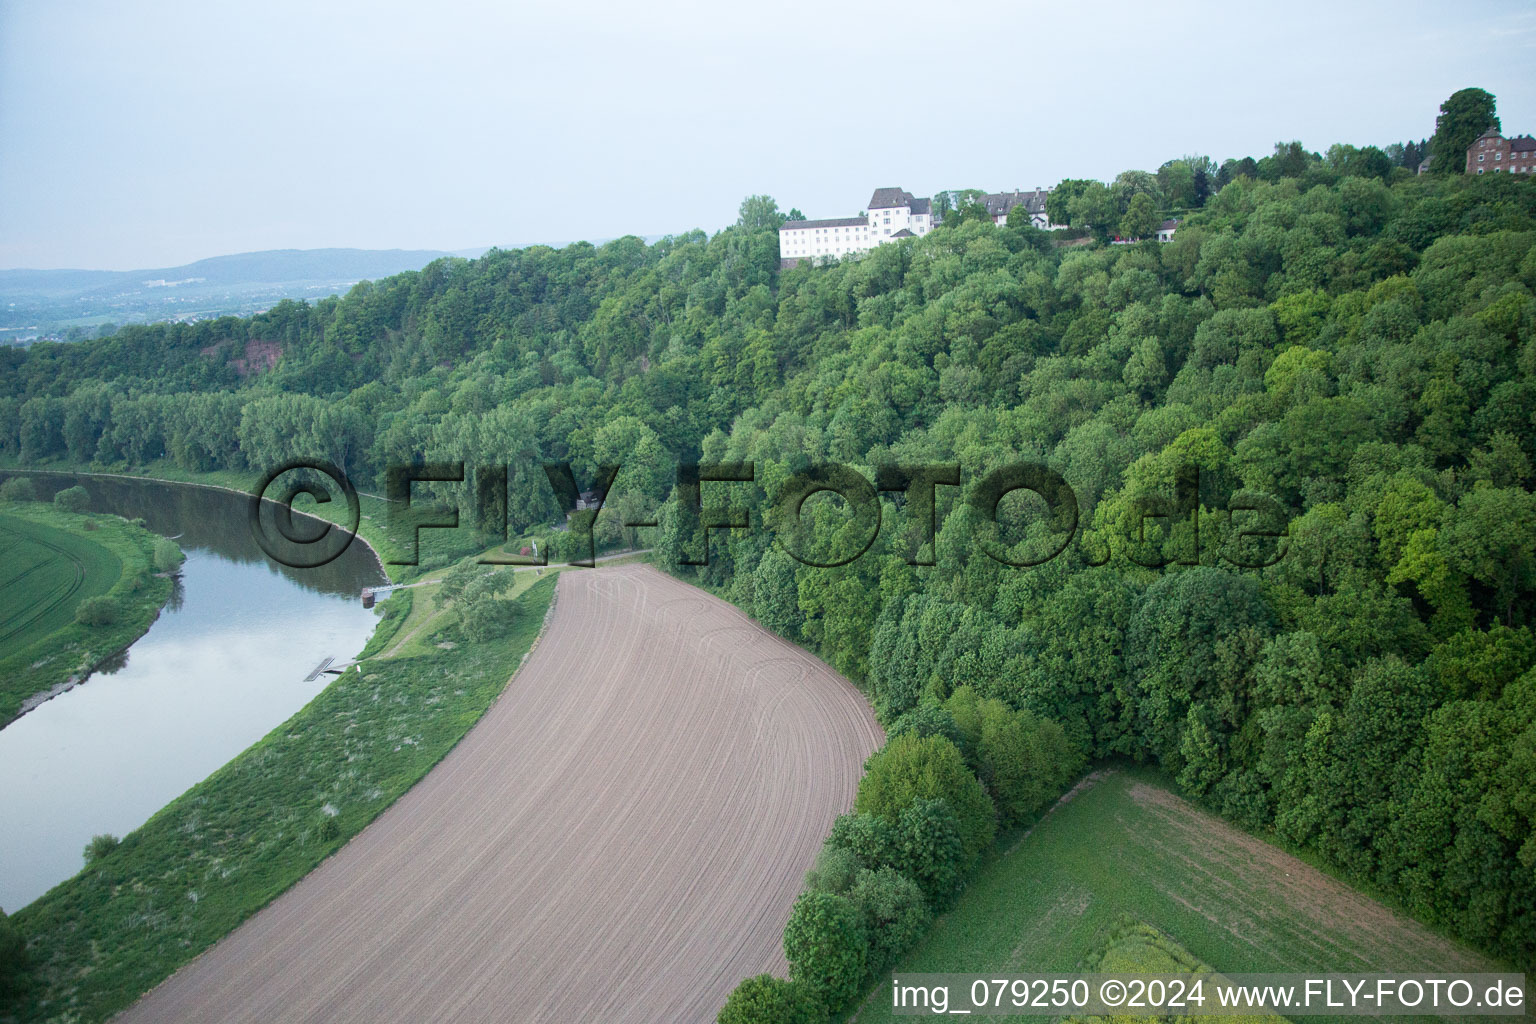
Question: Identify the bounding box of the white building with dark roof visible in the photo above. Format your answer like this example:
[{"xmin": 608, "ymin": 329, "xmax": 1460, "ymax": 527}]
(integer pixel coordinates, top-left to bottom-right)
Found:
[{"xmin": 779, "ymin": 187, "xmax": 937, "ymax": 264}]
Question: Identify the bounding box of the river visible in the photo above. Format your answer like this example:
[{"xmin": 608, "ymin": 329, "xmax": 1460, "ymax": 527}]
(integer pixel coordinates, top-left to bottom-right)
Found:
[{"xmin": 0, "ymin": 474, "xmax": 385, "ymax": 912}]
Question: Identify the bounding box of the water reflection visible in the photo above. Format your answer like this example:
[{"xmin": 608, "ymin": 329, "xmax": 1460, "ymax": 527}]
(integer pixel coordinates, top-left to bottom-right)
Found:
[
  {"xmin": 3, "ymin": 472, "xmax": 383, "ymax": 597},
  {"xmin": 0, "ymin": 473, "xmax": 386, "ymax": 912}
]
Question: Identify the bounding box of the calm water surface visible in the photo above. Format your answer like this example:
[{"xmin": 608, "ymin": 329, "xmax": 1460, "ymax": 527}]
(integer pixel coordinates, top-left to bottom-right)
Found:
[{"xmin": 0, "ymin": 475, "xmax": 385, "ymax": 912}]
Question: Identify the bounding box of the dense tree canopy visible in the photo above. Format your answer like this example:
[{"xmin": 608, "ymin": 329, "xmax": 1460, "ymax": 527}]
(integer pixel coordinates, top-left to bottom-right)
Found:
[{"xmin": 5, "ymin": 97, "xmax": 1536, "ymax": 972}]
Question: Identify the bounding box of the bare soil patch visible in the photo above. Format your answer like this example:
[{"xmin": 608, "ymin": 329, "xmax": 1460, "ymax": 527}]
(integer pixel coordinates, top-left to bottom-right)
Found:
[{"xmin": 117, "ymin": 565, "xmax": 881, "ymax": 1023}]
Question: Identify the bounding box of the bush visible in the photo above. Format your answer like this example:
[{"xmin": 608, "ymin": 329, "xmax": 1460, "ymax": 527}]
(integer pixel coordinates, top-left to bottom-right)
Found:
[
  {"xmin": 825, "ymin": 812, "xmax": 897, "ymax": 870},
  {"xmin": 0, "ymin": 906, "xmax": 25, "ymax": 997},
  {"xmin": 152, "ymin": 537, "xmax": 184, "ymax": 573},
  {"xmin": 893, "ymin": 798, "xmax": 966, "ymax": 906},
  {"xmin": 846, "ymin": 867, "xmax": 929, "ymax": 975},
  {"xmin": 824, "ymin": 804, "xmax": 966, "ymax": 907},
  {"xmin": 82, "ymin": 833, "xmax": 119, "ymax": 864},
  {"xmin": 74, "ymin": 595, "xmax": 123, "ymax": 627},
  {"xmin": 716, "ymin": 974, "xmax": 819, "ymax": 1024},
  {"xmin": 945, "ymin": 686, "xmax": 1084, "ymax": 826},
  {"xmin": 783, "ymin": 890, "xmax": 866, "ymax": 1014},
  {"xmin": 457, "ymin": 590, "xmax": 520, "ymax": 642},
  {"xmin": 0, "ymin": 477, "xmax": 37, "ymax": 502},
  {"xmin": 53, "ymin": 485, "xmax": 90, "ymax": 513},
  {"xmin": 803, "ymin": 845, "xmax": 860, "ymax": 895},
  {"xmin": 318, "ymin": 816, "xmax": 340, "ymax": 843},
  {"xmin": 855, "ymin": 733, "xmax": 996, "ymax": 862},
  {"xmin": 886, "ymin": 699, "xmax": 968, "ymax": 758}
]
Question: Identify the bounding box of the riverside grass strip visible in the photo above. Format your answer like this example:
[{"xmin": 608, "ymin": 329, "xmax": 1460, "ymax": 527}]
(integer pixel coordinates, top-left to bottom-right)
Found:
[{"xmin": 4, "ymin": 577, "xmax": 555, "ymax": 1024}]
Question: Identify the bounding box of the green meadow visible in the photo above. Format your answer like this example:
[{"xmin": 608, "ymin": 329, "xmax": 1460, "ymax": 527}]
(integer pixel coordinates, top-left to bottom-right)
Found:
[{"xmin": 853, "ymin": 770, "xmax": 1504, "ymax": 1024}]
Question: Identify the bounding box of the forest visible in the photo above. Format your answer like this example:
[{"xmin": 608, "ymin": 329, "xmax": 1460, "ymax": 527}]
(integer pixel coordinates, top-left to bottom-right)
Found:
[{"xmin": 2, "ymin": 93, "xmax": 1535, "ymax": 1008}]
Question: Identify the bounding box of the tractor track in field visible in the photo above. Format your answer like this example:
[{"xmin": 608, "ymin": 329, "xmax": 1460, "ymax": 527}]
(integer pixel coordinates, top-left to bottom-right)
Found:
[{"xmin": 0, "ymin": 520, "xmax": 87, "ymax": 648}]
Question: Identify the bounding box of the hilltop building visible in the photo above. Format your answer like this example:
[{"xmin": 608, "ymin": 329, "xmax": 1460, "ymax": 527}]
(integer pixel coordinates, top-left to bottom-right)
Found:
[
  {"xmin": 1468, "ymin": 129, "xmax": 1536, "ymax": 174},
  {"xmin": 779, "ymin": 185, "xmax": 1060, "ymax": 266},
  {"xmin": 982, "ymin": 189, "xmax": 1053, "ymax": 228},
  {"xmin": 778, "ymin": 188, "xmax": 936, "ymax": 264}
]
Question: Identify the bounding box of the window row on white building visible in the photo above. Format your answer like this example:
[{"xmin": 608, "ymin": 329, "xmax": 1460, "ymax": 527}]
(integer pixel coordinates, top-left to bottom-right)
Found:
[
  {"xmin": 778, "ymin": 187, "xmax": 936, "ymax": 262},
  {"xmin": 780, "ymin": 186, "xmax": 1065, "ymax": 264}
]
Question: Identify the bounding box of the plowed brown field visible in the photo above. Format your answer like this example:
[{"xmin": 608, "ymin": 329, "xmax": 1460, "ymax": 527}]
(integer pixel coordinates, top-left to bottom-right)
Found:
[{"xmin": 118, "ymin": 564, "xmax": 882, "ymax": 1023}]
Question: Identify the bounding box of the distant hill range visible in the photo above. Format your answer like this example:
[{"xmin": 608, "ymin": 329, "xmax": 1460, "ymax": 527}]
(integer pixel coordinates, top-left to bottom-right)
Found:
[{"xmin": 0, "ymin": 247, "xmax": 490, "ymax": 340}]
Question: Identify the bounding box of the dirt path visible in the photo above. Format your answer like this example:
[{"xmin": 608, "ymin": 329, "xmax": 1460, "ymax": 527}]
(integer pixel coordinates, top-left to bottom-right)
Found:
[
  {"xmin": 117, "ymin": 564, "xmax": 882, "ymax": 1023},
  {"xmin": 380, "ymin": 586, "xmax": 443, "ymax": 658}
]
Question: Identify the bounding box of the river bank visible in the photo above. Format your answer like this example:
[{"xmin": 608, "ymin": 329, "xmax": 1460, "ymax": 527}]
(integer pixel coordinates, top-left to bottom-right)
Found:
[
  {"xmin": 0, "ymin": 465, "xmax": 400, "ymax": 583},
  {"xmin": 1, "ymin": 575, "xmax": 556, "ymax": 1024}
]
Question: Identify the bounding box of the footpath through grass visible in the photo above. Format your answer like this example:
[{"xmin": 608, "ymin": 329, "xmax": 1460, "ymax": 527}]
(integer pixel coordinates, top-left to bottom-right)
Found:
[
  {"xmin": 1, "ymin": 576, "xmax": 556, "ymax": 1024},
  {"xmin": 853, "ymin": 769, "xmax": 1504, "ymax": 1024},
  {"xmin": 0, "ymin": 502, "xmax": 172, "ymax": 727}
]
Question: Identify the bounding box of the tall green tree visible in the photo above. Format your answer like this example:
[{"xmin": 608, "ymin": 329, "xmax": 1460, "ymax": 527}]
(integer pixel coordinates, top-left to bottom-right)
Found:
[{"xmin": 1429, "ymin": 88, "xmax": 1500, "ymax": 174}]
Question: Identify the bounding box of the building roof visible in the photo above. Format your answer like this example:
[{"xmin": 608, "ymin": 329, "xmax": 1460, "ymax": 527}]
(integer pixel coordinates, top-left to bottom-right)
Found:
[
  {"xmin": 890, "ymin": 228, "xmax": 915, "ymax": 238},
  {"xmin": 1476, "ymin": 128, "xmax": 1503, "ymax": 140},
  {"xmin": 781, "ymin": 217, "xmax": 868, "ymax": 231},
  {"xmin": 1159, "ymin": 219, "xmax": 1179, "ymax": 231},
  {"xmin": 982, "ymin": 190, "xmax": 1049, "ymax": 217},
  {"xmin": 868, "ymin": 187, "xmax": 917, "ymax": 209},
  {"xmin": 910, "ymin": 197, "xmax": 932, "ymax": 216},
  {"xmin": 1509, "ymin": 134, "xmax": 1536, "ymax": 152}
]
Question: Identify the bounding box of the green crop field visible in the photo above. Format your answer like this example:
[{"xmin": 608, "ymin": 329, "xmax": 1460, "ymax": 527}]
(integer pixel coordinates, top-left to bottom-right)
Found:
[
  {"xmin": 0, "ymin": 512, "xmax": 122, "ymax": 653},
  {"xmin": 853, "ymin": 770, "xmax": 1504, "ymax": 1024},
  {"xmin": 0, "ymin": 504, "xmax": 172, "ymax": 726}
]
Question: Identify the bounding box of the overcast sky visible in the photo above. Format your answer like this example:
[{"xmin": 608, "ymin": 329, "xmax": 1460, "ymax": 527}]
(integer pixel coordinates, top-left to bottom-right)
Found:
[{"xmin": 1, "ymin": 0, "xmax": 1533, "ymax": 270}]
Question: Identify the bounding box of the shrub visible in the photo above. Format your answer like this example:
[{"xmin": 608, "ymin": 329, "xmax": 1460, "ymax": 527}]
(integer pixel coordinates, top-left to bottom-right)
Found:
[
  {"xmin": 458, "ymin": 591, "xmax": 520, "ymax": 642},
  {"xmin": 83, "ymin": 833, "xmax": 119, "ymax": 864},
  {"xmin": 824, "ymin": 805, "xmax": 965, "ymax": 906},
  {"xmin": 716, "ymin": 974, "xmax": 819, "ymax": 1024},
  {"xmin": 855, "ymin": 733, "xmax": 996, "ymax": 862},
  {"xmin": 825, "ymin": 812, "xmax": 897, "ymax": 870},
  {"xmin": 53, "ymin": 485, "xmax": 90, "ymax": 512},
  {"xmin": 893, "ymin": 798, "xmax": 966, "ymax": 906},
  {"xmin": 0, "ymin": 477, "xmax": 37, "ymax": 502},
  {"xmin": 783, "ymin": 890, "xmax": 866, "ymax": 1014},
  {"xmin": 318, "ymin": 817, "xmax": 340, "ymax": 843},
  {"xmin": 886, "ymin": 699, "xmax": 968, "ymax": 758},
  {"xmin": 945, "ymin": 686, "xmax": 1084, "ymax": 826},
  {"xmin": 152, "ymin": 537, "xmax": 185, "ymax": 573},
  {"xmin": 846, "ymin": 867, "xmax": 929, "ymax": 975},
  {"xmin": 74, "ymin": 595, "xmax": 123, "ymax": 626},
  {"xmin": 803, "ymin": 845, "xmax": 860, "ymax": 895}
]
